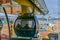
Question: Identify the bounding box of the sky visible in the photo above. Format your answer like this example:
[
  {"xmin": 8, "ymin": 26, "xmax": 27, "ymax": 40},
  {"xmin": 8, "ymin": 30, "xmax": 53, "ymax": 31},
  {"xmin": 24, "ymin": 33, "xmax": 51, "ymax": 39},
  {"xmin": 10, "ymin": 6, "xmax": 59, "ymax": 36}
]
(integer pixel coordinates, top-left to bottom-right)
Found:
[
  {"xmin": 44, "ymin": 0, "xmax": 58, "ymax": 18},
  {"xmin": 58, "ymin": 0, "xmax": 60, "ymax": 17}
]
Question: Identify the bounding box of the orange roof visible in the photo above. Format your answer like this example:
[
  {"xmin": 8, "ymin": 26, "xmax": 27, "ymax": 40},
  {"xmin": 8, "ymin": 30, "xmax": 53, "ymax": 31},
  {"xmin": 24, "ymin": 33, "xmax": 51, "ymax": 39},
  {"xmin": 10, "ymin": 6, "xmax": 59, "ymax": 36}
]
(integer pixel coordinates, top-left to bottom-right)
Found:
[
  {"xmin": 2, "ymin": 0, "xmax": 11, "ymax": 4},
  {"xmin": 40, "ymin": 32, "xmax": 47, "ymax": 36}
]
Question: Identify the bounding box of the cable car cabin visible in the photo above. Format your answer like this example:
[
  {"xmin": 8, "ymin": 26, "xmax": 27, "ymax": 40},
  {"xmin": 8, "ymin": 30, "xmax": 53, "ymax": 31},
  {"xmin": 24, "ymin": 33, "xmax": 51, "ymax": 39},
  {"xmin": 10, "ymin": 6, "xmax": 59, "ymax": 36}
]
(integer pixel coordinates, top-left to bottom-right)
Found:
[
  {"xmin": 14, "ymin": 13, "xmax": 36, "ymax": 37},
  {"xmin": 48, "ymin": 33, "xmax": 58, "ymax": 40}
]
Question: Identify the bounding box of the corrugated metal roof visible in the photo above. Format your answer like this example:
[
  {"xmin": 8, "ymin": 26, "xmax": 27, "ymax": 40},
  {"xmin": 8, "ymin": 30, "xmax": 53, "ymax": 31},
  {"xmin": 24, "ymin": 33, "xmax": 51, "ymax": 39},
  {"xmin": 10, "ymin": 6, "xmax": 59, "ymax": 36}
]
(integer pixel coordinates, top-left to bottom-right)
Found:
[{"xmin": 38, "ymin": 0, "xmax": 49, "ymax": 14}]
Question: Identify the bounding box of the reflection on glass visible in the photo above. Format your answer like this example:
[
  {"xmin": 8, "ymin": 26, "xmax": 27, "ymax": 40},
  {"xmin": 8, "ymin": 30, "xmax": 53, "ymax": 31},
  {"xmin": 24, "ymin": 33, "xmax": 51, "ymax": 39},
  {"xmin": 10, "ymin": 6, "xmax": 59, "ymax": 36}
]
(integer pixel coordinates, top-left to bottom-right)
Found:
[
  {"xmin": 15, "ymin": 19, "xmax": 35, "ymax": 29},
  {"xmin": 51, "ymin": 37, "xmax": 58, "ymax": 40}
]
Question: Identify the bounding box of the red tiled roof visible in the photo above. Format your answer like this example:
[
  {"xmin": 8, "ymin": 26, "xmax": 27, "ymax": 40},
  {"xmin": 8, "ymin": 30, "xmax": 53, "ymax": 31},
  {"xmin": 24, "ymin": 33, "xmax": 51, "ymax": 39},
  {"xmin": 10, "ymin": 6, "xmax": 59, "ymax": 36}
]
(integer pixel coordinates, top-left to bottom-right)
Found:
[{"xmin": 2, "ymin": 0, "xmax": 11, "ymax": 4}]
